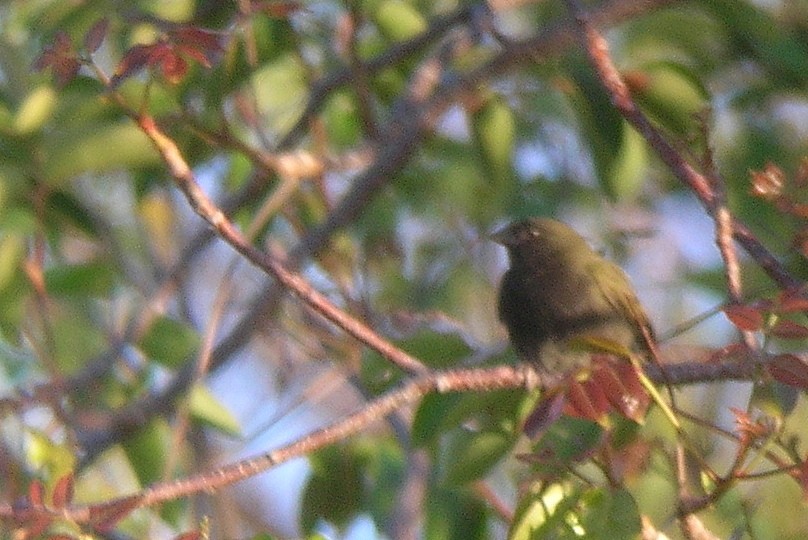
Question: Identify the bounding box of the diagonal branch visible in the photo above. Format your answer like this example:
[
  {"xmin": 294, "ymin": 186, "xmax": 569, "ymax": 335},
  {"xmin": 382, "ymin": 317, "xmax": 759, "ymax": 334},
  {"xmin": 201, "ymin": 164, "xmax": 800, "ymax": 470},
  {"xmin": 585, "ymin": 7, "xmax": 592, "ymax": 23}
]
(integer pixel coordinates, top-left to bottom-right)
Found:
[{"xmin": 562, "ymin": 0, "xmax": 799, "ymax": 291}]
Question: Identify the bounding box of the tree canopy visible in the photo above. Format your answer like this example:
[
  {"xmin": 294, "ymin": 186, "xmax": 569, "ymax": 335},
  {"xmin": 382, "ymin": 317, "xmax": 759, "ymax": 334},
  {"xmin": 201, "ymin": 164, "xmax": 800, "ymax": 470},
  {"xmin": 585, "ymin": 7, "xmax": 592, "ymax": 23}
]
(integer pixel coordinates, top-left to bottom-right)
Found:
[{"xmin": 2, "ymin": 0, "xmax": 808, "ymax": 538}]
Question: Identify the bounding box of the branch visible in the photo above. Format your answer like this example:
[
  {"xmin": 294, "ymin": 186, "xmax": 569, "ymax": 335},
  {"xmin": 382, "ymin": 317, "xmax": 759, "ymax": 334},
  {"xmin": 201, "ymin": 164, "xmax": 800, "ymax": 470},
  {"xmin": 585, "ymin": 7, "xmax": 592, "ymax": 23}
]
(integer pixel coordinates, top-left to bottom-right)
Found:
[
  {"xmin": 562, "ymin": 0, "xmax": 799, "ymax": 291},
  {"xmin": 75, "ymin": 0, "xmax": 706, "ymax": 462},
  {"xmin": 2, "ymin": 364, "xmax": 539, "ymax": 526}
]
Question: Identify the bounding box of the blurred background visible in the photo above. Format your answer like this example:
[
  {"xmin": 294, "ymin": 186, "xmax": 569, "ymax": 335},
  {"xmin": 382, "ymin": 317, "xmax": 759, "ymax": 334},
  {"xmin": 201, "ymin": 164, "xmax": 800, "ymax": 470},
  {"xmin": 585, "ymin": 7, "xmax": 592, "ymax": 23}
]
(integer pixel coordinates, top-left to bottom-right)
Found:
[{"xmin": 2, "ymin": 0, "xmax": 808, "ymax": 538}]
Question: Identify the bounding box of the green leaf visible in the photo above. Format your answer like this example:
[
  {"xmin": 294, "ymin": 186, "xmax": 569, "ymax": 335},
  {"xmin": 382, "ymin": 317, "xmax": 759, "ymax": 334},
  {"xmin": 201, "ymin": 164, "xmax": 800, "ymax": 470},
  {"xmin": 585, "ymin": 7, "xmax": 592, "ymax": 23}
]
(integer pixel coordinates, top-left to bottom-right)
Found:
[
  {"xmin": 442, "ymin": 429, "xmax": 513, "ymax": 485},
  {"xmin": 46, "ymin": 190, "xmax": 101, "ymax": 237},
  {"xmin": 580, "ymin": 488, "xmax": 641, "ymax": 539},
  {"xmin": 324, "ymin": 91, "xmax": 363, "ymax": 147},
  {"xmin": 138, "ymin": 316, "xmax": 199, "ymax": 368},
  {"xmin": 251, "ymin": 53, "xmax": 308, "ymax": 134},
  {"xmin": 0, "ymin": 232, "xmax": 25, "ymax": 291},
  {"xmin": 471, "ymin": 94, "xmax": 515, "ymax": 186},
  {"xmin": 373, "ymin": 1, "xmax": 427, "ymax": 42},
  {"xmin": 426, "ymin": 487, "xmax": 488, "ymax": 540},
  {"xmin": 301, "ymin": 445, "xmax": 366, "ymax": 534},
  {"xmin": 509, "ymin": 485, "xmax": 641, "ymax": 540},
  {"xmin": 411, "ymin": 392, "xmax": 465, "ymax": 447},
  {"xmin": 44, "ymin": 260, "xmax": 117, "ymax": 297},
  {"xmin": 628, "ymin": 62, "xmax": 708, "ymax": 137},
  {"xmin": 567, "ymin": 64, "xmax": 647, "ymax": 201},
  {"xmin": 26, "ymin": 429, "xmax": 76, "ymax": 485},
  {"xmin": 188, "ymin": 383, "xmax": 242, "ymax": 437},
  {"xmin": 43, "ymin": 121, "xmax": 160, "ymax": 183},
  {"xmin": 705, "ymin": 0, "xmax": 808, "ymax": 87},
  {"xmin": 122, "ymin": 418, "xmax": 169, "ymax": 487},
  {"xmin": 528, "ymin": 417, "xmax": 604, "ymax": 476},
  {"xmin": 603, "ymin": 122, "xmax": 648, "ymax": 202},
  {"xmin": 51, "ymin": 308, "xmax": 105, "ymax": 373},
  {"xmin": 13, "ymin": 85, "xmax": 57, "ymax": 134},
  {"xmin": 509, "ymin": 484, "xmax": 586, "ymax": 540},
  {"xmin": 398, "ymin": 330, "xmax": 473, "ymax": 369}
]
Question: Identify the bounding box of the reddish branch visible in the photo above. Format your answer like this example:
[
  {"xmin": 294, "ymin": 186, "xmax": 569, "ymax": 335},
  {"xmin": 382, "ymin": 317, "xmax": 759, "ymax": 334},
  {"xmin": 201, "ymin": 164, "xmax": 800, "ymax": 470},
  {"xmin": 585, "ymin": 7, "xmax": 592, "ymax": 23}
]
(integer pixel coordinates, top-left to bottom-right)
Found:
[
  {"xmin": 1, "ymin": 365, "xmax": 538, "ymax": 527},
  {"xmin": 562, "ymin": 0, "xmax": 798, "ymax": 291}
]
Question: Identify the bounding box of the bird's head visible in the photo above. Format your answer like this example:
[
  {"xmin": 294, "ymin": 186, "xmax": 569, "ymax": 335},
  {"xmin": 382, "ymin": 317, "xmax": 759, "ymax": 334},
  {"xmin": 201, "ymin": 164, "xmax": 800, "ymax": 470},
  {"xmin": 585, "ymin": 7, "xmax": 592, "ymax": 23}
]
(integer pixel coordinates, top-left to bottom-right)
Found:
[{"xmin": 491, "ymin": 218, "xmax": 590, "ymax": 260}]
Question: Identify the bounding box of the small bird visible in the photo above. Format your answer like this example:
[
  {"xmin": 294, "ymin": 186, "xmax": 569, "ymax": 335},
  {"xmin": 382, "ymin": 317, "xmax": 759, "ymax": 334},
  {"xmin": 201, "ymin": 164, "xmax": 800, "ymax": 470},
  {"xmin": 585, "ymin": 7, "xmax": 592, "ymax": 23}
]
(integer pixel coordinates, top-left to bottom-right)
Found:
[{"xmin": 493, "ymin": 218, "xmax": 653, "ymax": 375}]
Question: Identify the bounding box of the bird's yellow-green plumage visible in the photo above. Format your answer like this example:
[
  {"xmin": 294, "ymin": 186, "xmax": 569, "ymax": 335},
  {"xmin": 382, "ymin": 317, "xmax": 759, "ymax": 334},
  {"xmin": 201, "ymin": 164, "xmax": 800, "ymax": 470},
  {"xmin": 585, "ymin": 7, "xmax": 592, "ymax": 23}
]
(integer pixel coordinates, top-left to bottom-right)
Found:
[{"xmin": 493, "ymin": 218, "xmax": 653, "ymax": 374}]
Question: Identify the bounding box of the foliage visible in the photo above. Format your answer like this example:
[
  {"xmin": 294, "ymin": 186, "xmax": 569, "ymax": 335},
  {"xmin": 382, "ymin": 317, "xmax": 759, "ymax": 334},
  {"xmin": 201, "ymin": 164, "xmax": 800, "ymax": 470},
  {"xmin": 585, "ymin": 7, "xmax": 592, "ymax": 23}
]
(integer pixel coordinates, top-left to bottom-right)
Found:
[{"xmin": 1, "ymin": 0, "xmax": 808, "ymax": 538}]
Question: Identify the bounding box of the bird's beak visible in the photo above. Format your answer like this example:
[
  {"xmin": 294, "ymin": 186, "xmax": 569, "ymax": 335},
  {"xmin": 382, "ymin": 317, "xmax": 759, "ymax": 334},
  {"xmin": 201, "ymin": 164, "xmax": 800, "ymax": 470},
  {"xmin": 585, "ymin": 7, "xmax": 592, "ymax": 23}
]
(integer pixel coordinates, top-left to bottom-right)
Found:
[{"xmin": 489, "ymin": 226, "xmax": 509, "ymax": 246}]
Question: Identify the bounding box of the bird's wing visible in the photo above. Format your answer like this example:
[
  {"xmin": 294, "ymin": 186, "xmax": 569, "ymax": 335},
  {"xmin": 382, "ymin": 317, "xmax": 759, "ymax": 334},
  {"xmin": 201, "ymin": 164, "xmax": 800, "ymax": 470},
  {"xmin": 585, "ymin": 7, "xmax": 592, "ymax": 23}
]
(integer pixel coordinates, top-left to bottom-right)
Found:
[{"xmin": 588, "ymin": 259, "xmax": 654, "ymax": 341}]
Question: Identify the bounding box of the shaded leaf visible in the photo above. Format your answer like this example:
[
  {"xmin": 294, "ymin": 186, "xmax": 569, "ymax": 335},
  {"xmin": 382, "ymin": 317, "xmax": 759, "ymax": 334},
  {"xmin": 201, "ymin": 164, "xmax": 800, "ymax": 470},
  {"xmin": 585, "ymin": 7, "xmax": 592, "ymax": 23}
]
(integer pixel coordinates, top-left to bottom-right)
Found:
[
  {"xmin": 44, "ymin": 260, "xmax": 116, "ymax": 297},
  {"xmin": 411, "ymin": 392, "xmax": 464, "ymax": 447},
  {"xmin": 110, "ymin": 43, "xmax": 155, "ymax": 86},
  {"xmin": 443, "ymin": 429, "xmax": 513, "ymax": 485},
  {"xmin": 767, "ymin": 354, "xmax": 808, "ymax": 389},
  {"xmin": 138, "ymin": 316, "xmax": 199, "ymax": 368},
  {"xmin": 776, "ymin": 290, "xmax": 808, "ymax": 313},
  {"xmin": 84, "ymin": 18, "xmax": 109, "ymax": 53},
  {"xmin": 770, "ymin": 319, "xmax": 808, "ymax": 340},
  {"xmin": 580, "ymin": 487, "xmax": 642, "ymax": 539},
  {"xmin": 521, "ymin": 417, "xmax": 604, "ymax": 473},
  {"xmin": 33, "ymin": 31, "xmax": 80, "ymax": 88},
  {"xmin": 89, "ymin": 496, "xmax": 142, "ymax": 533},
  {"xmin": 301, "ymin": 445, "xmax": 365, "ymax": 533},
  {"xmin": 523, "ymin": 389, "xmax": 566, "ymax": 439}
]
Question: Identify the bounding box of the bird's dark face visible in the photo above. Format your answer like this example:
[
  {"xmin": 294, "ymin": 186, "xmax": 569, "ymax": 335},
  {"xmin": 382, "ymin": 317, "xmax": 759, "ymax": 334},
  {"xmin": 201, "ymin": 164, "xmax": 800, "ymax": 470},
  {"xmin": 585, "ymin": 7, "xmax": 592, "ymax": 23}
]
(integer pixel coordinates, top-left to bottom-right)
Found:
[
  {"xmin": 491, "ymin": 220, "xmax": 541, "ymax": 249},
  {"xmin": 492, "ymin": 218, "xmax": 582, "ymax": 257}
]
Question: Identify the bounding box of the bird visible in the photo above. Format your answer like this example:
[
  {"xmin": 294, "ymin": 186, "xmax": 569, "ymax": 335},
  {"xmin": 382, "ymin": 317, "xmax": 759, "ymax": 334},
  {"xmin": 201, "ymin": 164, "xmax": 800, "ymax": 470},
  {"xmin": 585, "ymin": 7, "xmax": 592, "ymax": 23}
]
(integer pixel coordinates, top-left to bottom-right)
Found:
[{"xmin": 492, "ymin": 218, "xmax": 654, "ymax": 376}]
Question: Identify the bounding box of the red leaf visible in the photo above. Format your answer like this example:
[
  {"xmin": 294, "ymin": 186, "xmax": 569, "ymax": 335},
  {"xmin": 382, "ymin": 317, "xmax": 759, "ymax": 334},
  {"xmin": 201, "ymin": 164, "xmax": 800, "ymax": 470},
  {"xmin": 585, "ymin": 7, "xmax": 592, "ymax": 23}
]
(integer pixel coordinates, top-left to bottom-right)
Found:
[
  {"xmin": 770, "ymin": 319, "xmax": 808, "ymax": 339},
  {"xmin": 593, "ymin": 363, "xmax": 649, "ymax": 423},
  {"xmin": 789, "ymin": 459, "xmax": 808, "ymax": 500},
  {"xmin": 169, "ymin": 26, "xmax": 225, "ymax": 64},
  {"xmin": 522, "ymin": 389, "xmax": 566, "ymax": 439},
  {"xmin": 768, "ymin": 354, "xmax": 808, "ymax": 389},
  {"xmin": 251, "ymin": 1, "xmax": 305, "ymax": 18},
  {"xmin": 28, "ymin": 479, "xmax": 45, "ymax": 506},
  {"xmin": 724, "ymin": 304, "xmax": 765, "ymax": 331},
  {"xmin": 173, "ymin": 531, "xmax": 203, "ymax": 540},
  {"xmin": 158, "ymin": 53, "xmax": 188, "ymax": 84},
  {"xmin": 791, "ymin": 203, "xmax": 808, "ymax": 219},
  {"xmin": 84, "ymin": 18, "xmax": 109, "ymax": 53},
  {"xmin": 111, "ymin": 43, "xmax": 158, "ymax": 86},
  {"xmin": 176, "ymin": 44, "xmax": 212, "ymax": 68},
  {"xmin": 582, "ymin": 377, "xmax": 612, "ymax": 421},
  {"xmin": 89, "ymin": 496, "xmax": 142, "ymax": 533},
  {"xmin": 52, "ymin": 473, "xmax": 75, "ymax": 509},
  {"xmin": 564, "ymin": 379, "xmax": 607, "ymax": 424},
  {"xmin": 776, "ymin": 289, "xmax": 808, "ymax": 313},
  {"xmin": 33, "ymin": 31, "xmax": 81, "ymax": 87}
]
